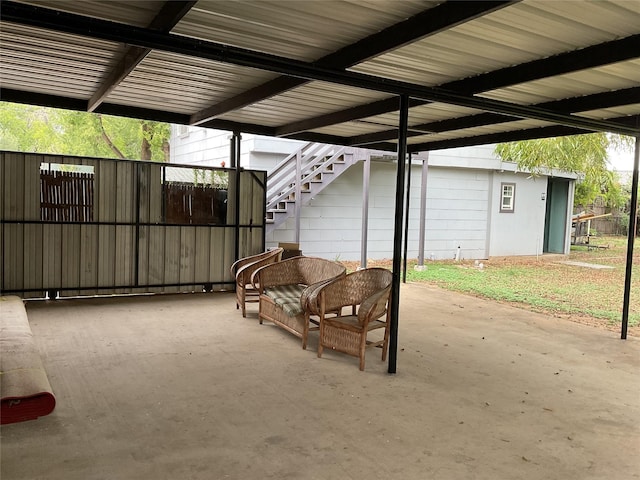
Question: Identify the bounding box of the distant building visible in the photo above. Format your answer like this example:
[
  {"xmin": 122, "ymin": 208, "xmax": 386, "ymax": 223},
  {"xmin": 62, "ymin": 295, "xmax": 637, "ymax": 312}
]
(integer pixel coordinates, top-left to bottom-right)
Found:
[{"xmin": 171, "ymin": 125, "xmax": 576, "ymax": 261}]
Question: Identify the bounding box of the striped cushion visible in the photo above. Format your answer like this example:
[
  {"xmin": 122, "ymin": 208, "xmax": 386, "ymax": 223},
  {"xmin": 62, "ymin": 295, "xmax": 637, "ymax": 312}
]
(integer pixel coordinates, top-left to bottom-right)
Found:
[
  {"xmin": 280, "ymin": 300, "xmax": 304, "ymax": 317},
  {"xmin": 264, "ymin": 284, "xmax": 306, "ymax": 317}
]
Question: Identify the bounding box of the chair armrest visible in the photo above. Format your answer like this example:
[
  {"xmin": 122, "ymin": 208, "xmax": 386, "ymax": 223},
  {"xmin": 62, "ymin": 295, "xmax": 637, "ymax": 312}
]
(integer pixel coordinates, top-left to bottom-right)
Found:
[
  {"xmin": 300, "ymin": 278, "xmax": 335, "ymax": 315},
  {"xmin": 358, "ymin": 286, "xmax": 391, "ymax": 324},
  {"xmin": 230, "ymin": 248, "xmax": 283, "ymax": 276},
  {"xmin": 235, "ymin": 251, "xmax": 283, "ymax": 287}
]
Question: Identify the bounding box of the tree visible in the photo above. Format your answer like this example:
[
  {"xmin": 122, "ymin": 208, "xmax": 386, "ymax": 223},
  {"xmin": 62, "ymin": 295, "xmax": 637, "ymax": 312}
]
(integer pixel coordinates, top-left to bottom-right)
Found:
[
  {"xmin": 495, "ymin": 133, "xmax": 634, "ymax": 209},
  {"xmin": 0, "ymin": 103, "xmax": 170, "ymax": 161}
]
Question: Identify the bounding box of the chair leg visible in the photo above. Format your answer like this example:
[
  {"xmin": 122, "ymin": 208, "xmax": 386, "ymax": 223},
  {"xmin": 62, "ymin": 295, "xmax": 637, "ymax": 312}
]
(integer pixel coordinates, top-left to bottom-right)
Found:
[
  {"xmin": 359, "ymin": 334, "xmax": 367, "ymax": 371},
  {"xmin": 317, "ymin": 323, "xmax": 324, "ymax": 358},
  {"xmin": 381, "ymin": 315, "xmax": 391, "ymax": 361}
]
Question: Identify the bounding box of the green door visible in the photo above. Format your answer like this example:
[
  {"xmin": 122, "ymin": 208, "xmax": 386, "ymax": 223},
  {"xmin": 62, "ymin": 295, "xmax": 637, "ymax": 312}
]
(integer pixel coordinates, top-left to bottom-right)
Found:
[{"xmin": 543, "ymin": 179, "xmax": 569, "ymax": 253}]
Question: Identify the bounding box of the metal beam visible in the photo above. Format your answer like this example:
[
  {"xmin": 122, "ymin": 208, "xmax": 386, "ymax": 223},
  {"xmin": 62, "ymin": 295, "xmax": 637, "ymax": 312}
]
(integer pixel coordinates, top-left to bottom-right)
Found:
[
  {"xmin": 190, "ymin": 1, "xmax": 514, "ymax": 125},
  {"xmin": 407, "ymin": 115, "xmax": 640, "ymax": 153},
  {"xmin": 278, "ymin": 34, "xmax": 640, "ymax": 137},
  {"xmin": 274, "ymin": 98, "xmax": 424, "ymax": 137},
  {"xmin": 3, "ymin": 1, "xmax": 637, "ymax": 137},
  {"xmin": 87, "ymin": 1, "xmax": 197, "ymax": 112},
  {"xmin": 0, "ymin": 88, "xmax": 192, "ymax": 124},
  {"xmin": 351, "ymin": 87, "xmax": 640, "ymax": 145}
]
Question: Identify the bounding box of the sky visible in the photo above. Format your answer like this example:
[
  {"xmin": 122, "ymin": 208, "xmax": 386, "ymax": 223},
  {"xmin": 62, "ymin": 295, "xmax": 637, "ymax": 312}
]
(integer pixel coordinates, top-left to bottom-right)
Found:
[{"xmin": 608, "ymin": 148, "xmax": 637, "ymax": 171}]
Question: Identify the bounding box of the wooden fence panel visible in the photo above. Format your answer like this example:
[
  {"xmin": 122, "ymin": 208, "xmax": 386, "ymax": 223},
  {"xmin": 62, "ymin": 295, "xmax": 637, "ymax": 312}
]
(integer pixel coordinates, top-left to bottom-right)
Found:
[
  {"xmin": 40, "ymin": 171, "xmax": 94, "ymax": 222},
  {"xmin": 164, "ymin": 183, "xmax": 227, "ymax": 225}
]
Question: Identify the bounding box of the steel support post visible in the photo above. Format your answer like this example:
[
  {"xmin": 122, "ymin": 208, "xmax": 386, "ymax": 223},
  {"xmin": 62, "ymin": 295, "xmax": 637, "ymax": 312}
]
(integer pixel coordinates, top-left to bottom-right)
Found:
[
  {"xmin": 389, "ymin": 94, "xmax": 409, "ymax": 374},
  {"xmin": 622, "ymin": 135, "xmax": 640, "ymax": 339}
]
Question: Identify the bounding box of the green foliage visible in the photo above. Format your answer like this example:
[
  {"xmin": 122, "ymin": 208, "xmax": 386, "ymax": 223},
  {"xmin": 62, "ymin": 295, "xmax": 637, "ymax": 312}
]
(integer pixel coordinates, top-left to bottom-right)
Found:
[
  {"xmin": 0, "ymin": 103, "xmax": 170, "ymax": 161},
  {"xmin": 495, "ymin": 133, "xmax": 634, "ymax": 208},
  {"xmin": 405, "ymin": 242, "xmax": 640, "ymax": 327}
]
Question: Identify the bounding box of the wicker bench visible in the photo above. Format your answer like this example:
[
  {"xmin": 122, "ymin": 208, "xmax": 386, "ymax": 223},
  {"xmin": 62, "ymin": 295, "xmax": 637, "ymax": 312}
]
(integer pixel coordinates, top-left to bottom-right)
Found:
[
  {"xmin": 252, "ymin": 257, "xmax": 346, "ymax": 349},
  {"xmin": 230, "ymin": 248, "xmax": 284, "ymax": 317}
]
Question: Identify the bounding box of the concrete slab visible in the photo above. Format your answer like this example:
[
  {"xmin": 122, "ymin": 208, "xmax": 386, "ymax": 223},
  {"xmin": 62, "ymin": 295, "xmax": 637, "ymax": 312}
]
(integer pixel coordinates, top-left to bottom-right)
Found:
[{"xmin": 1, "ymin": 284, "xmax": 638, "ymax": 480}]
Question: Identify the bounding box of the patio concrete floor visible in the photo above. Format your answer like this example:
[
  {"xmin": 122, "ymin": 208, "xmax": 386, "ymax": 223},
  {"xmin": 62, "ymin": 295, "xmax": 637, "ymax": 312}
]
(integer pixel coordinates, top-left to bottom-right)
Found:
[{"xmin": 1, "ymin": 283, "xmax": 639, "ymax": 480}]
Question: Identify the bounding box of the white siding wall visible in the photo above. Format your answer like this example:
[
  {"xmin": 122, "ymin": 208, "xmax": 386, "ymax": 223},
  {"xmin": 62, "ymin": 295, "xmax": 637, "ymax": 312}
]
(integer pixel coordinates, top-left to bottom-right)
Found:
[
  {"xmin": 265, "ymin": 161, "xmax": 493, "ymax": 261},
  {"xmin": 488, "ymin": 172, "xmax": 548, "ymax": 256},
  {"xmin": 420, "ymin": 167, "xmax": 490, "ymax": 261},
  {"xmin": 171, "ymin": 129, "xmax": 572, "ymax": 261},
  {"xmin": 170, "ymin": 125, "xmax": 304, "ymax": 170}
]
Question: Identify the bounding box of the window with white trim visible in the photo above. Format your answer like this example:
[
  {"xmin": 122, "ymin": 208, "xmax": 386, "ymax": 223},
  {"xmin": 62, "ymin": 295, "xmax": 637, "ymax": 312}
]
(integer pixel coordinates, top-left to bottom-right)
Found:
[{"xmin": 500, "ymin": 182, "xmax": 515, "ymax": 213}]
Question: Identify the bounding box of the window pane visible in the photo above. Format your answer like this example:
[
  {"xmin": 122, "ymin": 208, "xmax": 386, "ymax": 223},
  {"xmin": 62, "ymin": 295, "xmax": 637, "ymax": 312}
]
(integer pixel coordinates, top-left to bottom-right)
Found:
[{"xmin": 500, "ymin": 183, "xmax": 515, "ymax": 212}]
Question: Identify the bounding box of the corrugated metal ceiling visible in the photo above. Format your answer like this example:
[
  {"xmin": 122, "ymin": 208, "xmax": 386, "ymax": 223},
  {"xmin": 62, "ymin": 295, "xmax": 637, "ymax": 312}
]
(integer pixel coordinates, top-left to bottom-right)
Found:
[{"xmin": 1, "ymin": 0, "xmax": 638, "ymax": 152}]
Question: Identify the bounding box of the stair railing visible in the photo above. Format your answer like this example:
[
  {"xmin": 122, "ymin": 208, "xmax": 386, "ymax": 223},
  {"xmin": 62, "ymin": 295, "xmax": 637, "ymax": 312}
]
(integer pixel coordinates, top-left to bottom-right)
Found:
[{"xmin": 266, "ymin": 143, "xmax": 349, "ymax": 212}]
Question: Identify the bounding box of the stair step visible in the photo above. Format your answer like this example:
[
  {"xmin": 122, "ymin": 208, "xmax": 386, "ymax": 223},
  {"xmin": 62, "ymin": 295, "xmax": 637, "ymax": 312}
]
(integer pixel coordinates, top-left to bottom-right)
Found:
[{"xmin": 266, "ymin": 144, "xmax": 355, "ymax": 232}]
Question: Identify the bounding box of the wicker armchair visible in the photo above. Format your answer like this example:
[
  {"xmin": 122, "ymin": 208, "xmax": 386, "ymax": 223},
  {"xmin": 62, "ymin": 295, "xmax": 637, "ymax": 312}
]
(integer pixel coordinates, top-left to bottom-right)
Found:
[
  {"xmin": 315, "ymin": 268, "xmax": 393, "ymax": 371},
  {"xmin": 230, "ymin": 248, "xmax": 283, "ymax": 317},
  {"xmin": 251, "ymin": 256, "xmax": 346, "ymax": 349}
]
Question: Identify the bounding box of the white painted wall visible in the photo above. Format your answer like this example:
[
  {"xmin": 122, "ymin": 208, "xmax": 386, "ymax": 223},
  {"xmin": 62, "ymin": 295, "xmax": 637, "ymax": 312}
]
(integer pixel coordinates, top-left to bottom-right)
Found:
[
  {"xmin": 170, "ymin": 128, "xmax": 574, "ymax": 261},
  {"xmin": 276, "ymin": 159, "xmax": 492, "ymax": 261},
  {"xmin": 487, "ymin": 172, "xmax": 549, "ymax": 257},
  {"xmin": 170, "ymin": 125, "xmax": 304, "ymax": 170}
]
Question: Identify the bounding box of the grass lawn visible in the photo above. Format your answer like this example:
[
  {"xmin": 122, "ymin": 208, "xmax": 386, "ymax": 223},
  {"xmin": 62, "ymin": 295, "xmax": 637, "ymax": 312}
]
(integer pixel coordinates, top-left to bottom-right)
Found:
[
  {"xmin": 344, "ymin": 235, "xmax": 640, "ymax": 332},
  {"xmin": 403, "ymin": 235, "xmax": 640, "ymax": 330}
]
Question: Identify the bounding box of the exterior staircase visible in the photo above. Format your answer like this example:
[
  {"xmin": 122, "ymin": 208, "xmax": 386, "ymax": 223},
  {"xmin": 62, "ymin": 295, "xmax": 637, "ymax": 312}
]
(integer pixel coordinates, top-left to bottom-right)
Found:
[{"xmin": 265, "ymin": 143, "xmax": 370, "ymax": 234}]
